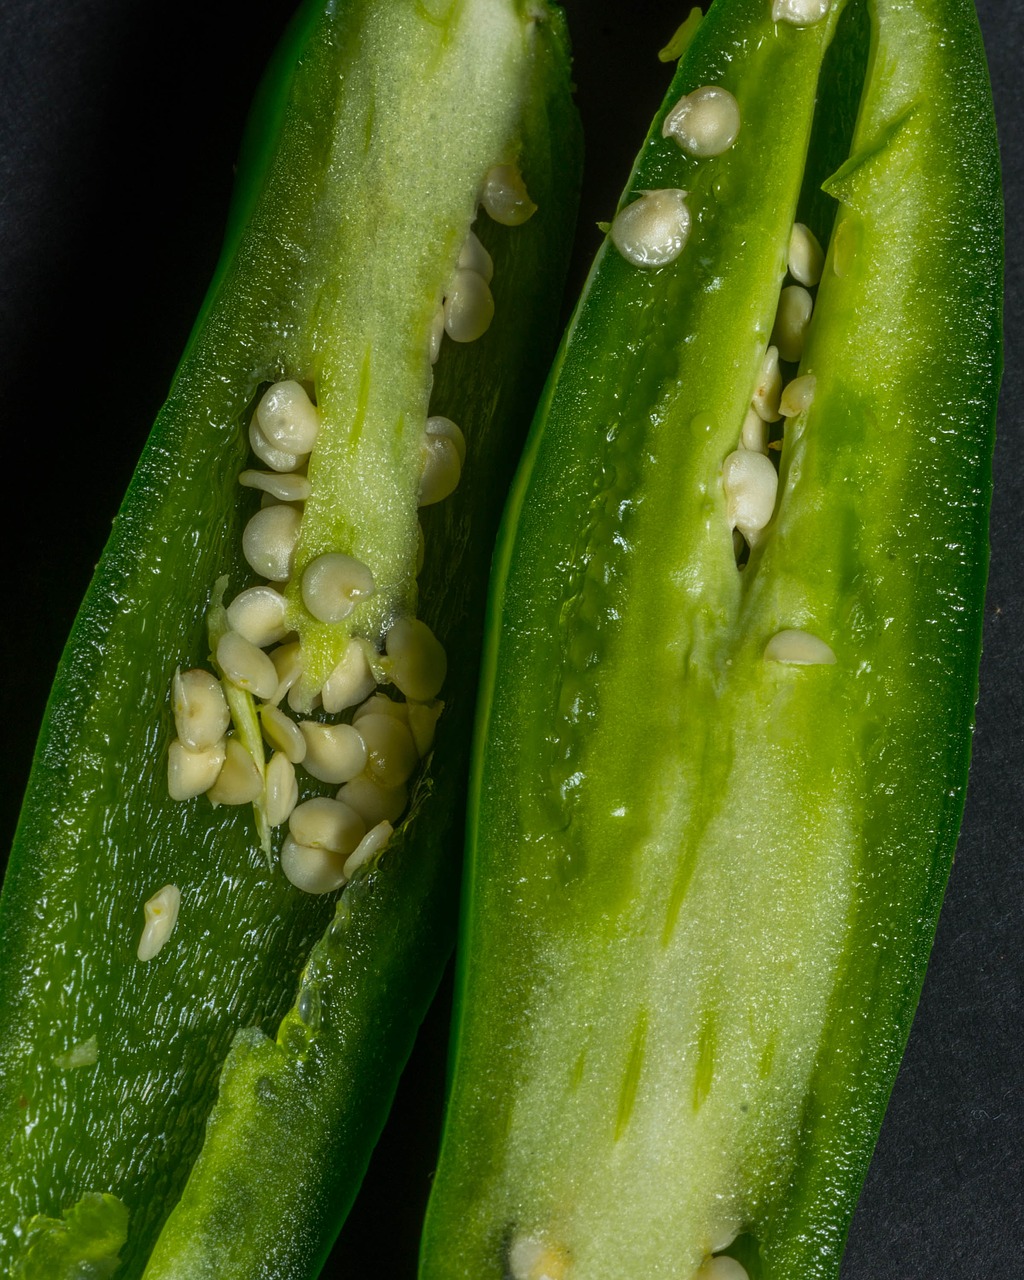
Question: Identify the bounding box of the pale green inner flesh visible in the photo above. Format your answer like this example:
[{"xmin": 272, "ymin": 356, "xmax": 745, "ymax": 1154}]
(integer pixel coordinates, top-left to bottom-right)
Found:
[{"xmin": 428, "ymin": 0, "xmax": 987, "ymax": 1274}]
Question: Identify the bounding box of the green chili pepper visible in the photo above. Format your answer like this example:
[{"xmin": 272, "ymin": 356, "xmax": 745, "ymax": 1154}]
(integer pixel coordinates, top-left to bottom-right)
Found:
[
  {"xmin": 0, "ymin": 1, "xmax": 581, "ymax": 1275},
  {"xmin": 420, "ymin": 0, "xmax": 1002, "ymax": 1274}
]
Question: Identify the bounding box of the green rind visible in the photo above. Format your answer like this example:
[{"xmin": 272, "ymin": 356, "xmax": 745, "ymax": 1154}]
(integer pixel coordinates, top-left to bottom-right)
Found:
[
  {"xmin": 0, "ymin": 1, "xmax": 581, "ymax": 1276},
  {"xmin": 421, "ymin": 0, "xmax": 1000, "ymax": 1275}
]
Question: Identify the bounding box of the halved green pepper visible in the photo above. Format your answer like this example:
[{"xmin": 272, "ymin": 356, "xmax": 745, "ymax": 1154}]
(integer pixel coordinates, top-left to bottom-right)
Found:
[
  {"xmin": 421, "ymin": 0, "xmax": 1001, "ymax": 1275},
  {"xmin": 0, "ymin": 1, "xmax": 580, "ymax": 1275}
]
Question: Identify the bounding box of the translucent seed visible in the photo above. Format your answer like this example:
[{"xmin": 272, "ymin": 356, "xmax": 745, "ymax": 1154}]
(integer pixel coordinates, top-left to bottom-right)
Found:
[
  {"xmin": 242, "ymin": 505, "xmax": 302, "ymax": 582},
  {"xmin": 167, "ymin": 738, "xmax": 226, "ymax": 801},
  {"xmin": 740, "ymin": 406, "xmax": 769, "ymax": 454},
  {"xmin": 481, "ymin": 162, "xmax": 536, "ymax": 226},
  {"xmin": 301, "ymin": 553, "xmax": 375, "ymax": 624},
  {"xmin": 137, "ymin": 885, "xmax": 180, "ymax": 962},
  {"xmin": 289, "ymin": 796, "xmax": 366, "ymax": 854},
  {"xmin": 256, "ymin": 379, "xmax": 320, "ymax": 454},
  {"xmin": 771, "ymin": 284, "xmax": 814, "ymax": 362},
  {"xmin": 764, "ymin": 629, "xmax": 837, "ymax": 665},
  {"xmin": 342, "ymin": 820, "xmax": 393, "ymax": 880},
  {"xmin": 408, "ymin": 699, "xmax": 444, "ymax": 757},
  {"xmin": 279, "ymin": 837, "xmax": 348, "ymax": 895},
  {"xmin": 508, "ymin": 1235, "xmax": 571, "ymax": 1280},
  {"xmin": 321, "ymin": 639, "xmax": 378, "ymax": 715},
  {"xmin": 752, "ymin": 345, "xmax": 783, "ymax": 422},
  {"xmin": 788, "ymin": 221, "xmax": 824, "ymax": 286},
  {"xmin": 694, "ymin": 1257, "xmax": 750, "ymax": 1280},
  {"xmin": 248, "ymin": 416, "xmax": 306, "ymax": 473},
  {"xmin": 216, "ymin": 630, "xmax": 279, "ymax": 700},
  {"xmin": 779, "ymin": 374, "xmax": 816, "ymax": 417},
  {"xmin": 172, "ymin": 667, "xmax": 229, "ymax": 750},
  {"xmin": 353, "ymin": 692, "xmax": 410, "ymax": 724},
  {"xmin": 772, "ymin": 0, "xmax": 830, "ymax": 24},
  {"xmin": 269, "ymin": 641, "xmax": 303, "ymax": 706},
  {"xmin": 299, "ymin": 721, "xmax": 368, "ymax": 784},
  {"xmin": 386, "ymin": 617, "xmax": 447, "ymax": 702},
  {"xmin": 429, "ymin": 305, "xmax": 445, "ymax": 365},
  {"xmin": 238, "ymin": 470, "xmax": 311, "ymax": 503},
  {"xmin": 260, "ymin": 703, "xmax": 307, "ymax": 763},
  {"xmin": 419, "ymin": 417, "xmax": 466, "ymax": 507},
  {"xmin": 358, "ymin": 713, "xmax": 419, "ymax": 787},
  {"xmin": 662, "ymin": 85, "xmax": 741, "ymax": 157},
  {"xmin": 458, "ymin": 229, "xmax": 494, "ymax": 282},
  {"xmin": 336, "ymin": 776, "xmax": 408, "ymax": 827},
  {"xmin": 207, "ymin": 738, "xmax": 262, "ymax": 805},
  {"xmin": 265, "ymin": 751, "xmax": 299, "ymax": 827},
  {"xmin": 226, "ymin": 585, "xmax": 289, "ymax": 649},
  {"xmin": 722, "ymin": 449, "xmax": 778, "ymax": 546},
  {"xmin": 610, "ymin": 189, "xmax": 691, "ymax": 268},
  {"xmin": 443, "ymin": 269, "xmax": 495, "ymax": 343}
]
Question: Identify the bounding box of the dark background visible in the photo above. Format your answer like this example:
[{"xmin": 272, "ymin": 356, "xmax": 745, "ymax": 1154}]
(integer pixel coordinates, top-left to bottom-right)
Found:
[{"xmin": 0, "ymin": 0, "xmax": 1019, "ymax": 1275}]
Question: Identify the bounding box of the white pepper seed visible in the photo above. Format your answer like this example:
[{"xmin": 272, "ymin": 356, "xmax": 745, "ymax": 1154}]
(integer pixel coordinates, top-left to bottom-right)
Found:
[
  {"xmin": 207, "ymin": 738, "xmax": 262, "ymax": 806},
  {"xmin": 443, "ymin": 269, "xmax": 495, "ymax": 343},
  {"xmin": 226, "ymin": 585, "xmax": 290, "ymax": 649},
  {"xmin": 269, "ymin": 641, "xmax": 303, "ymax": 706},
  {"xmin": 771, "ymin": 284, "xmax": 814, "ymax": 362},
  {"xmin": 238, "ymin": 470, "xmax": 311, "ymax": 502},
  {"xmin": 242, "ymin": 504, "xmax": 302, "ymax": 582},
  {"xmin": 752, "ymin": 345, "xmax": 783, "ymax": 422},
  {"xmin": 740, "ymin": 406, "xmax": 769, "ymax": 454},
  {"xmin": 408, "ymin": 699, "xmax": 444, "ymax": 757},
  {"xmin": 418, "ymin": 417, "xmax": 466, "ymax": 507},
  {"xmin": 216, "ymin": 630, "xmax": 279, "ymax": 700},
  {"xmin": 167, "ymin": 738, "xmax": 226, "ymax": 801},
  {"xmin": 248, "ymin": 416, "xmax": 307, "ymax": 473},
  {"xmin": 289, "ymin": 796, "xmax": 366, "ymax": 854},
  {"xmin": 662, "ymin": 85, "xmax": 741, "ymax": 157},
  {"xmin": 342, "ymin": 820, "xmax": 393, "ymax": 880},
  {"xmin": 764, "ymin": 629, "xmax": 836, "ymax": 665},
  {"xmin": 172, "ymin": 667, "xmax": 230, "ymax": 750},
  {"xmin": 386, "ymin": 617, "xmax": 447, "ymax": 702},
  {"xmin": 301, "ymin": 553, "xmax": 375, "ymax": 624},
  {"xmin": 321, "ymin": 639, "xmax": 378, "ymax": 714},
  {"xmin": 279, "ymin": 837, "xmax": 347, "ymax": 895},
  {"xmin": 137, "ymin": 885, "xmax": 180, "ymax": 962},
  {"xmin": 353, "ymin": 692, "xmax": 410, "ymax": 724},
  {"xmin": 265, "ymin": 751, "xmax": 299, "ymax": 827},
  {"xmin": 779, "ymin": 374, "xmax": 816, "ymax": 417},
  {"xmin": 256, "ymin": 380, "xmax": 320, "ymax": 454},
  {"xmin": 772, "ymin": 0, "xmax": 830, "ymax": 23},
  {"xmin": 458, "ymin": 229, "xmax": 494, "ymax": 282},
  {"xmin": 694, "ymin": 1256, "xmax": 750, "ymax": 1280},
  {"xmin": 481, "ymin": 163, "xmax": 536, "ymax": 226},
  {"xmin": 357, "ymin": 713, "xmax": 419, "ymax": 787},
  {"xmin": 298, "ymin": 721, "xmax": 368, "ymax": 784},
  {"xmin": 788, "ymin": 221, "xmax": 825, "ymax": 286},
  {"xmin": 722, "ymin": 449, "xmax": 778, "ymax": 546},
  {"xmin": 260, "ymin": 703, "xmax": 307, "ymax": 763},
  {"xmin": 336, "ymin": 776, "xmax": 408, "ymax": 827},
  {"xmin": 610, "ymin": 189, "xmax": 691, "ymax": 269}
]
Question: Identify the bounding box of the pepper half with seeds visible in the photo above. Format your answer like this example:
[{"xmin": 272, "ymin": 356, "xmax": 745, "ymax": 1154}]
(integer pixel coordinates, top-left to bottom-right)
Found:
[
  {"xmin": 0, "ymin": 0, "xmax": 580, "ymax": 1275},
  {"xmin": 420, "ymin": 0, "xmax": 1002, "ymax": 1275}
]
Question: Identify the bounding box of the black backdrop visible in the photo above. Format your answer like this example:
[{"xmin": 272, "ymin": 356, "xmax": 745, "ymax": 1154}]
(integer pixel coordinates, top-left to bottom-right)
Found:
[{"xmin": 0, "ymin": 0, "xmax": 1019, "ymax": 1275}]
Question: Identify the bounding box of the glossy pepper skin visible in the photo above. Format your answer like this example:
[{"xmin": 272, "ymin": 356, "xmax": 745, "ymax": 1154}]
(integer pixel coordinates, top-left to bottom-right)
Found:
[
  {"xmin": 0, "ymin": 0, "xmax": 581, "ymax": 1275},
  {"xmin": 420, "ymin": 0, "xmax": 1002, "ymax": 1274}
]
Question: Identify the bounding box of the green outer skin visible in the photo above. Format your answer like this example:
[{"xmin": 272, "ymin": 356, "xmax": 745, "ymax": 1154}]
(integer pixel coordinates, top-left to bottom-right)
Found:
[
  {"xmin": 420, "ymin": 0, "xmax": 1001, "ymax": 1275},
  {"xmin": 0, "ymin": 1, "xmax": 581, "ymax": 1276}
]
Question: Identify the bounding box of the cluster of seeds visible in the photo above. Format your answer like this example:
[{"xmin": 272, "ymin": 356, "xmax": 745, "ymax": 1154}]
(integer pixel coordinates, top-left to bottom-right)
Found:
[{"xmin": 161, "ymin": 163, "xmax": 535, "ymax": 912}]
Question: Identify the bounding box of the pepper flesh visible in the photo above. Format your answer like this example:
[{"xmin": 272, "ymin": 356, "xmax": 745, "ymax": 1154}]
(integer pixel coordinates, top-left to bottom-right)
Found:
[
  {"xmin": 0, "ymin": 1, "xmax": 581, "ymax": 1275},
  {"xmin": 420, "ymin": 0, "xmax": 1002, "ymax": 1275}
]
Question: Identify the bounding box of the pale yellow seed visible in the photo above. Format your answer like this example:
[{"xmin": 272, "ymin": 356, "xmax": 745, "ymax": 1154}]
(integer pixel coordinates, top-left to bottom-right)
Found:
[
  {"xmin": 358, "ymin": 713, "xmax": 419, "ymax": 787},
  {"xmin": 265, "ymin": 751, "xmax": 299, "ymax": 827},
  {"xmin": 289, "ymin": 796, "xmax": 366, "ymax": 854},
  {"xmin": 408, "ymin": 699, "xmax": 444, "ymax": 757},
  {"xmin": 167, "ymin": 738, "xmax": 226, "ymax": 801},
  {"xmin": 752, "ymin": 345, "xmax": 783, "ymax": 422},
  {"xmin": 260, "ymin": 703, "xmax": 307, "ymax": 763},
  {"xmin": 772, "ymin": 0, "xmax": 830, "ymax": 24},
  {"xmin": 226, "ymin": 585, "xmax": 289, "ymax": 649},
  {"xmin": 610, "ymin": 189, "xmax": 691, "ymax": 268},
  {"xmin": 662, "ymin": 85, "xmax": 741, "ymax": 157},
  {"xmin": 249, "ymin": 416, "xmax": 306, "ymax": 473},
  {"xmin": 242, "ymin": 505, "xmax": 302, "ymax": 582},
  {"xmin": 693, "ymin": 1257, "xmax": 749, "ymax": 1280},
  {"xmin": 321, "ymin": 639, "xmax": 378, "ymax": 715},
  {"xmin": 508, "ymin": 1235, "xmax": 572, "ymax": 1280},
  {"xmin": 419, "ymin": 417, "xmax": 466, "ymax": 507},
  {"xmin": 269, "ymin": 641, "xmax": 303, "ymax": 706},
  {"xmin": 279, "ymin": 837, "xmax": 347, "ymax": 895},
  {"xmin": 256, "ymin": 379, "xmax": 320, "ymax": 453},
  {"xmin": 301, "ymin": 553, "xmax": 375, "ymax": 624},
  {"xmin": 238, "ymin": 470, "xmax": 311, "ymax": 502},
  {"xmin": 740, "ymin": 406, "xmax": 769, "ymax": 454},
  {"xmin": 137, "ymin": 885, "xmax": 180, "ymax": 962},
  {"xmin": 336, "ymin": 776, "xmax": 408, "ymax": 827},
  {"xmin": 298, "ymin": 721, "xmax": 368, "ymax": 784},
  {"xmin": 172, "ymin": 667, "xmax": 229, "ymax": 750},
  {"xmin": 207, "ymin": 738, "xmax": 262, "ymax": 805},
  {"xmin": 443, "ymin": 269, "xmax": 494, "ymax": 343},
  {"xmin": 788, "ymin": 221, "xmax": 824, "ymax": 286},
  {"xmin": 386, "ymin": 617, "xmax": 447, "ymax": 702},
  {"xmin": 481, "ymin": 162, "xmax": 537, "ymax": 226},
  {"xmin": 342, "ymin": 820, "xmax": 393, "ymax": 880},
  {"xmin": 722, "ymin": 449, "xmax": 778, "ymax": 546},
  {"xmin": 764, "ymin": 629, "xmax": 836, "ymax": 665},
  {"xmin": 779, "ymin": 374, "xmax": 816, "ymax": 417},
  {"xmin": 353, "ymin": 692, "xmax": 410, "ymax": 724},
  {"xmin": 771, "ymin": 284, "xmax": 813, "ymax": 363},
  {"xmin": 216, "ymin": 630, "xmax": 279, "ymax": 700},
  {"xmin": 458, "ymin": 229, "xmax": 494, "ymax": 282}
]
